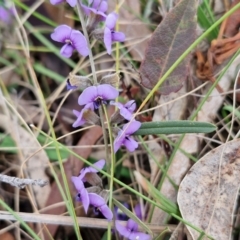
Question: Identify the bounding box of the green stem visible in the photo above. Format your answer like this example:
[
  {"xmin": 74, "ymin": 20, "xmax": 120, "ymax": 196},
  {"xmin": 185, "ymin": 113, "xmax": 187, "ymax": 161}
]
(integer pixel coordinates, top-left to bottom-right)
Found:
[
  {"xmin": 76, "ymin": 0, "xmax": 97, "ymax": 84},
  {"xmin": 103, "ymin": 105, "xmax": 115, "ymax": 240}
]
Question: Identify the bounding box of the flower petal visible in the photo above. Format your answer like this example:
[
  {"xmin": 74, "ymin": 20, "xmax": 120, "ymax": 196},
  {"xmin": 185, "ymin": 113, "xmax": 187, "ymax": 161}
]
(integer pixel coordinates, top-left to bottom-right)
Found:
[
  {"xmin": 104, "ymin": 27, "xmax": 112, "ymax": 54},
  {"xmin": 92, "ymin": 0, "xmax": 108, "ymax": 12},
  {"xmin": 123, "ymin": 137, "xmax": 138, "ymax": 152},
  {"xmin": 92, "ymin": 159, "xmax": 105, "ymax": 171},
  {"xmin": 78, "ymin": 86, "xmax": 98, "ymax": 105},
  {"xmin": 60, "ymin": 44, "xmax": 74, "ymax": 58},
  {"xmin": 114, "ymin": 130, "xmax": 125, "ymax": 153},
  {"xmin": 105, "ymin": 12, "xmax": 118, "ymax": 29},
  {"xmin": 119, "ymin": 108, "xmax": 133, "ymax": 121},
  {"xmin": 100, "ymin": 204, "xmax": 113, "ymax": 220},
  {"xmin": 72, "ymin": 110, "xmax": 85, "ymax": 128},
  {"xmin": 112, "ymin": 32, "xmax": 125, "ymax": 42},
  {"xmin": 51, "ymin": 25, "xmax": 71, "ymax": 43},
  {"xmin": 70, "ymin": 30, "xmax": 89, "ymax": 56},
  {"xmin": 0, "ymin": 6, "xmax": 11, "ymax": 23},
  {"xmin": 129, "ymin": 232, "xmax": 151, "ymax": 240},
  {"xmin": 50, "ymin": 0, "xmax": 64, "ymax": 5},
  {"xmin": 80, "ymin": 187, "xmax": 90, "ymax": 213},
  {"xmin": 127, "ymin": 219, "xmax": 138, "ymax": 232},
  {"xmin": 134, "ymin": 204, "xmax": 143, "ymax": 220},
  {"xmin": 88, "ymin": 193, "xmax": 105, "ymax": 207},
  {"xmin": 115, "ymin": 221, "xmax": 130, "ymax": 238},
  {"xmin": 97, "ymin": 84, "xmax": 119, "ymax": 100},
  {"xmin": 79, "ymin": 159, "xmax": 105, "ymax": 181},
  {"xmin": 124, "ymin": 100, "xmax": 136, "ymax": 113},
  {"xmin": 71, "ymin": 176, "xmax": 84, "ymax": 192},
  {"xmin": 123, "ymin": 121, "xmax": 141, "ymax": 135},
  {"xmin": 66, "ymin": 0, "xmax": 77, "ymax": 7}
]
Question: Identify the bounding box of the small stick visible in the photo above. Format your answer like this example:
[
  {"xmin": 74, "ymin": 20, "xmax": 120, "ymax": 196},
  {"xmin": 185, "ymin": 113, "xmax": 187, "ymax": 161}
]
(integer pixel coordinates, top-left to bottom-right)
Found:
[{"xmin": 0, "ymin": 174, "xmax": 48, "ymax": 189}]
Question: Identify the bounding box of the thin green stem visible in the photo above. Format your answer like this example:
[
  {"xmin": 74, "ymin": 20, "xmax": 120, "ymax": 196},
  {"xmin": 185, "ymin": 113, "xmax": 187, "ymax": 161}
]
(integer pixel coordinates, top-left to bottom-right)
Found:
[
  {"xmin": 103, "ymin": 105, "xmax": 115, "ymax": 240},
  {"xmin": 76, "ymin": 1, "xmax": 97, "ymax": 84}
]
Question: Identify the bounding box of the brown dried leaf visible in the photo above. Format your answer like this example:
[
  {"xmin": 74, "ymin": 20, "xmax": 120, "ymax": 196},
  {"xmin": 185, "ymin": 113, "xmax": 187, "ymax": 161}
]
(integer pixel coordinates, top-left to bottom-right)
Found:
[
  {"xmin": 139, "ymin": 0, "xmax": 197, "ymax": 94},
  {"xmin": 178, "ymin": 139, "xmax": 240, "ymax": 240}
]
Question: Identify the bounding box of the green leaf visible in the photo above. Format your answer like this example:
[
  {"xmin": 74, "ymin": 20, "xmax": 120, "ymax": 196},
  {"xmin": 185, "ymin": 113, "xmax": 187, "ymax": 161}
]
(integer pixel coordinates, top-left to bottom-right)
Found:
[
  {"xmin": 197, "ymin": 0, "xmax": 218, "ymax": 41},
  {"xmin": 134, "ymin": 121, "xmax": 216, "ymax": 135}
]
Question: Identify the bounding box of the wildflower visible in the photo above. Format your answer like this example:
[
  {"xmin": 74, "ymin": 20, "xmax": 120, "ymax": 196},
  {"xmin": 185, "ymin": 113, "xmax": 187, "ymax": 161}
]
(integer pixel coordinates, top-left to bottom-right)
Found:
[
  {"xmin": 72, "ymin": 103, "xmax": 95, "ymax": 127},
  {"xmin": 115, "ymin": 219, "xmax": 151, "ymax": 240},
  {"xmin": 79, "ymin": 159, "xmax": 105, "ymax": 181},
  {"xmin": 51, "ymin": 25, "xmax": 89, "ymax": 58},
  {"xmin": 111, "ymin": 100, "xmax": 136, "ymax": 121},
  {"xmin": 114, "ymin": 121, "xmax": 141, "ymax": 153},
  {"xmin": 78, "ymin": 84, "xmax": 119, "ymax": 109},
  {"xmin": 104, "ymin": 12, "xmax": 125, "ymax": 54},
  {"xmin": 71, "ymin": 177, "xmax": 90, "ymax": 213},
  {"xmin": 89, "ymin": 193, "xmax": 113, "ymax": 220},
  {"xmin": 81, "ymin": 0, "xmax": 107, "ymax": 20},
  {"xmin": 50, "ymin": 0, "xmax": 77, "ymax": 7}
]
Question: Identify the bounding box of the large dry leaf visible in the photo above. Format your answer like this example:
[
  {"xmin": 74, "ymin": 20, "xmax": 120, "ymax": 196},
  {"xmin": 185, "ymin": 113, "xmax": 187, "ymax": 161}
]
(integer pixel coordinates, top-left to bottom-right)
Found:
[
  {"xmin": 178, "ymin": 139, "xmax": 240, "ymax": 240},
  {"xmin": 139, "ymin": 0, "xmax": 197, "ymax": 94}
]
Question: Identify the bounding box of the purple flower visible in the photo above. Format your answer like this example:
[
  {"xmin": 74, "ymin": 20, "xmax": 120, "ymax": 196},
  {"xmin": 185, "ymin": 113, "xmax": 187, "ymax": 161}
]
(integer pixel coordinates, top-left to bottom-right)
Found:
[
  {"xmin": 72, "ymin": 103, "xmax": 94, "ymax": 127},
  {"xmin": 114, "ymin": 121, "xmax": 141, "ymax": 153},
  {"xmin": 51, "ymin": 25, "xmax": 89, "ymax": 58},
  {"xmin": 134, "ymin": 204, "xmax": 143, "ymax": 220},
  {"xmin": 78, "ymin": 84, "xmax": 119, "ymax": 109},
  {"xmin": 104, "ymin": 12, "xmax": 125, "ymax": 54},
  {"xmin": 89, "ymin": 193, "xmax": 113, "ymax": 220},
  {"xmin": 50, "ymin": 0, "xmax": 77, "ymax": 7},
  {"xmin": 79, "ymin": 159, "xmax": 105, "ymax": 181},
  {"xmin": 81, "ymin": 0, "xmax": 107, "ymax": 21},
  {"xmin": 71, "ymin": 177, "xmax": 90, "ymax": 213},
  {"xmin": 116, "ymin": 219, "xmax": 151, "ymax": 240},
  {"xmin": 0, "ymin": 6, "xmax": 12, "ymax": 23},
  {"xmin": 111, "ymin": 100, "xmax": 136, "ymax": 121}
]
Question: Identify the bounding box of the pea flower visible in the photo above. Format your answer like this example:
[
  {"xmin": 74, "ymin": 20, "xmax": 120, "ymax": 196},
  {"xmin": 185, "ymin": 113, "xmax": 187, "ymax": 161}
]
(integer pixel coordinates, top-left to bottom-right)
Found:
[
  {"xmin": 72, "ymin": 103, "xmax": 95, "ymax": 128},
  {"xmin": 50, "ymin": 0, "xmax": 76, "ymax": 7},
  {"xmin": 111, "ymin": 100, "xmax": 136, "ymax": 121},
  {"xmin": 115, "ymin": 219, "xmax": 151, "ymax": 240},
  {"xmin": 78, "ymin": 84, "xmax": 119, "ymax": 109},
  {"xmin": 79, "ymin": 159, "xmax": 105, "ymax": 181},
  {"xmin": 81, "ymin": 0, "xmax": 107, "ymax": 20},
  {"xmin": 114, "ymin": 121, "xmax": 141, "ymax": 153},
  {"xmin": 71, "ymin": 177, "xmax": 90, "ymax": 213},
  {"xmin": 104, "ymin": 12, "xmax": 125, "ymax": 54},
  {"xmin": 89, "ymin": 193, "xmax": 113, "ymax": 220},
  {"xmin": 51, "ymin": 25, "xmax": 89, "ymax": 58}
]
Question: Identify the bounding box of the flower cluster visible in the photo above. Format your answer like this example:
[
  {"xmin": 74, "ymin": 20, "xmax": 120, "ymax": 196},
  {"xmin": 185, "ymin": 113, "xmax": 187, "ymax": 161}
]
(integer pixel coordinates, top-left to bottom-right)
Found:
[
  {"xmin": 115, "ymin": 204, "xmax": 151, "ymax": 240},
  {"xmin": 50, "ymin": 0, "xmax": 125, "ymax": 56},
  {"xmin": 71, "ymin": 159, "xmax": 113, "ymax": 220}
]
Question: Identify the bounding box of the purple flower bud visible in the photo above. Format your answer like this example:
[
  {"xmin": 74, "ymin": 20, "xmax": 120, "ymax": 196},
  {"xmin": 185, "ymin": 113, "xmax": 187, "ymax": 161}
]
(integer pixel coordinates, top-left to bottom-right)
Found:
[
  {"xmin": 78, "ymin": 159, "xmax": 105, "ymax": 182},
  {"xmin": 114, "ymin": 121, "xmax": 141, "ymax": 153},
  {"xmin": 115, "ymin": 219, "xmax": 151, "ymax": 240},
  {"xmin": 71, "ymin": 177, "xmax": 90, "ymax": 213},
  {"xmin": 111, "ymin": 100, "xmax": 136, "ymax": 121},
  {"xmin": 89, "ymin": 193, "xmax": 113, "ymax": 220},
  {"xmin": 78, "ymin": 84, "xmax": 119, "ymax": 109},
  {"xmin": 104, "ymin": 12, "xmax": 125, "ymax": 54},
  {"xmin": 50, "ymin": 0, "xmax": 77, "ymax": 7},
  {"xmin": 51, "ymin": 25, "xmax": 89, "ymax": 58}
]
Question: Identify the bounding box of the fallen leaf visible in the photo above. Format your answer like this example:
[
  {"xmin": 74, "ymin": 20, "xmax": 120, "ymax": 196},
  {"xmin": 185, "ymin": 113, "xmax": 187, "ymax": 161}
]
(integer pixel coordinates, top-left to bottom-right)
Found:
[
  {"xmin": 139, "ymin": 0, "xmax": 197, "ymax": 94},
  {"xmin": 178, "ymin": 139, "xmax": 240, "ymax": 240}
]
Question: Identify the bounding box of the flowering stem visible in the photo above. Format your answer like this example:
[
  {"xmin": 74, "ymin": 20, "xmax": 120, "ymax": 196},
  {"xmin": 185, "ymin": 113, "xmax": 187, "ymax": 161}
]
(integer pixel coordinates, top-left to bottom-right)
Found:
[
  {"xmin": 102, "ymin": 105, "xmax": 115, "ymax": 239},
  {"xmin": 76, "ymin": 1, "xmax": 97, "ymax": 84},
  {"xmin": 98, "ymin": 105, "xmax": 110, "ymax": 167}
]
